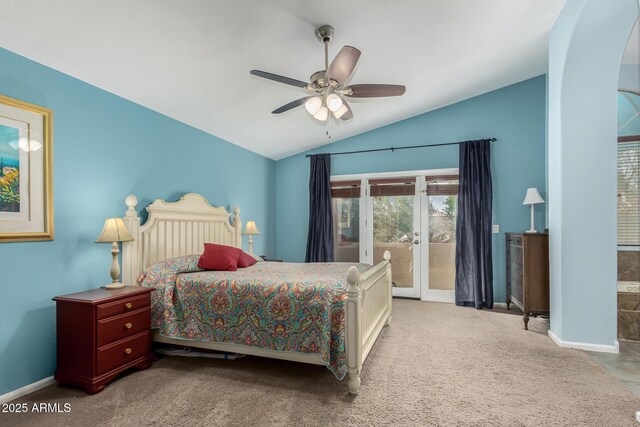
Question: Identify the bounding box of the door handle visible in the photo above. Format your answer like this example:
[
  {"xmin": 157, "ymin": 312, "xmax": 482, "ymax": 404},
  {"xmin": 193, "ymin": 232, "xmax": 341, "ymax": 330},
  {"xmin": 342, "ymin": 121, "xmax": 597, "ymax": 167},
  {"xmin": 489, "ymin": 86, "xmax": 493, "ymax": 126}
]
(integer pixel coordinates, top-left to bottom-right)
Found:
[{"xmin": 414, "ymin": 240, "xmax": 419, "ymax": 245}]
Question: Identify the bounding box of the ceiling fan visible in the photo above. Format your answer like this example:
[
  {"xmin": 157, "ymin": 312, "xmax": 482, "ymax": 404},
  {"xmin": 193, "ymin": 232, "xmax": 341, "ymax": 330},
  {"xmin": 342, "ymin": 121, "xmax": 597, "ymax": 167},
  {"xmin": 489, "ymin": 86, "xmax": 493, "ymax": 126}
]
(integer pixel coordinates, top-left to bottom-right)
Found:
[{"xmin": 250, "ymin": 25, "xmax": 406, "ymax": 122}]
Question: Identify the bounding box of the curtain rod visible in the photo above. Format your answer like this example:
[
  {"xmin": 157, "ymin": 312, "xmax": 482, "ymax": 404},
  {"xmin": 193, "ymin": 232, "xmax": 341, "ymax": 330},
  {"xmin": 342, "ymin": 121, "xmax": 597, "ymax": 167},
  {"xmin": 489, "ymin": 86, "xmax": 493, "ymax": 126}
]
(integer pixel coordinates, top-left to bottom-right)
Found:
[{"xmin": 304, "ymin": 138, "xmax": 497, "ymax": 158}]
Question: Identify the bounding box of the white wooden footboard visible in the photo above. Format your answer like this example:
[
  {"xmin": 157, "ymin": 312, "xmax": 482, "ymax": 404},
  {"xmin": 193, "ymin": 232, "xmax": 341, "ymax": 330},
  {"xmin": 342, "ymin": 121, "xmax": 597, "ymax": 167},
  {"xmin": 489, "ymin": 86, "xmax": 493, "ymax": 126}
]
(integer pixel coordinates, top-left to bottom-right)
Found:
[{"xmin": 345, "ymin": 251, "xmax": 392, "ymax": 395}]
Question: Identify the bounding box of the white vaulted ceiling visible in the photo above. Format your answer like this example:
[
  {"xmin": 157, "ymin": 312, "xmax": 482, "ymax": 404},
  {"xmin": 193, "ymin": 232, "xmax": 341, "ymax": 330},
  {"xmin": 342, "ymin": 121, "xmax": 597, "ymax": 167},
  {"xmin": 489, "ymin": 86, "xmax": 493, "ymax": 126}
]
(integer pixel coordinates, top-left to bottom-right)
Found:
[{"xmin": 0, "ymin": 1, "xmax": 565, "ymax": 159}]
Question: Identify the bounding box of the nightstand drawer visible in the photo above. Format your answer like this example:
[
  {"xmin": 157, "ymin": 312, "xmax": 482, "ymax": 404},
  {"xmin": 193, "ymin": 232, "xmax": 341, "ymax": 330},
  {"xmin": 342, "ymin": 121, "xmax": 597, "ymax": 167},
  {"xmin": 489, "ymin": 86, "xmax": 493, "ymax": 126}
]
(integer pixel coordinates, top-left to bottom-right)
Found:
[
  {"xmin": 97, "ymin": 331, "xmax": 150, "ymax": 375},
  {"xmin": 97, "ymin": 293, "xmax": 149, "ymax": 319},
  {"xmin": 97, "ymin": 308, "xmax": 150, "ymax": 347}
]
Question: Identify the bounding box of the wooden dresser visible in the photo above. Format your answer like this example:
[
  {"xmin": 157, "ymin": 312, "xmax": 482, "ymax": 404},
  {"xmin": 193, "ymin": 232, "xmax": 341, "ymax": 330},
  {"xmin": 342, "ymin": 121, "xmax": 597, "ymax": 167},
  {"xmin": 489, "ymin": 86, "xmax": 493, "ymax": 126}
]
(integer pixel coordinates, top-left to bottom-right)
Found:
[
  {"xmin": 505, "ymin": 233, "xmax": 549, "ymax": 330},
  {"xmin": 53, "ymin": 286, "xmax": 154, "ymax": 394}
]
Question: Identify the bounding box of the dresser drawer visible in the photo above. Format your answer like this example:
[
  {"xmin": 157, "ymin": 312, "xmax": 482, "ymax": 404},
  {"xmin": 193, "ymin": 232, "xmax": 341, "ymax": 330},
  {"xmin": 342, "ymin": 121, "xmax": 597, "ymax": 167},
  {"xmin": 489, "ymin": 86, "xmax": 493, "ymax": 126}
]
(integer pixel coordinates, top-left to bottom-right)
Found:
[
  {"xmin": 97, "ymin": 331, "xmax": 150, "ymax": 375},
  {"xmin": 97, "ymin": 308, "xmax": 150, "ymax": 347},
  {"xmin": 97, "ymin": 293, "xmax": 149, "ymax": 319},
  {"xmin": 506, "ymin": 235, "xmax": 522, "ymax": 245},
  {"xmin": 510, "ymin": 262, "xmax": 523, "ymax": 300},
  {"xmin": 509, "ymin": 245, "xmax": 523, "ymax": 264}
]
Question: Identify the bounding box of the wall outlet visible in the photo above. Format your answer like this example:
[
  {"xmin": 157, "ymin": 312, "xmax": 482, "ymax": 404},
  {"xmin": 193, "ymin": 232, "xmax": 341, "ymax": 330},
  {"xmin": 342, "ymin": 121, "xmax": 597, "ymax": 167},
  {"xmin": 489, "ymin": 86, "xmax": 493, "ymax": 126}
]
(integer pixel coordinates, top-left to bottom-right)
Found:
[{"xmin": 492, "ymin": 224, "xmax": 500, "ymax": 234}]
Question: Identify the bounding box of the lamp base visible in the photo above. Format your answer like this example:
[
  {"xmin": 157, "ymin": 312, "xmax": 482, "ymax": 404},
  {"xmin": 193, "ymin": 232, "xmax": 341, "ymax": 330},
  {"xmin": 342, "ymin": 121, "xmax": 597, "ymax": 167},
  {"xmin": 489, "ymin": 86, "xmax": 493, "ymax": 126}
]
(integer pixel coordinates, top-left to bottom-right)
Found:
[
  {"xmin": 527, "ymin": 205, "xmax": 538, "ymax": 234},
  {"xmin": 104, "ymin": 282, "xmax": 126, "ymax": 290}
]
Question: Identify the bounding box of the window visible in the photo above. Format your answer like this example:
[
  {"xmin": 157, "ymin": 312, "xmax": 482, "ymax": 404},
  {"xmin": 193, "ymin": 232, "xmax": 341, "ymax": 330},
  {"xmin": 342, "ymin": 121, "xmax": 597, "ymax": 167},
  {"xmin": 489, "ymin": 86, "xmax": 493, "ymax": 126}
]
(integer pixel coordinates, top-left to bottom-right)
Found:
[
  {"xmin": 370, "ymin": 177, "xmax": 417, "ymax": 289},
  {"xmin": 618, "ymin": 140, "xmax": 640, "ymax": 246},
  {"xmin": 331, "ymin": 180, "xmax": 361, "ymax": 262},
  {"xmin": 426, "ymin": 176, "xmax": 459, "ymax": 291}
]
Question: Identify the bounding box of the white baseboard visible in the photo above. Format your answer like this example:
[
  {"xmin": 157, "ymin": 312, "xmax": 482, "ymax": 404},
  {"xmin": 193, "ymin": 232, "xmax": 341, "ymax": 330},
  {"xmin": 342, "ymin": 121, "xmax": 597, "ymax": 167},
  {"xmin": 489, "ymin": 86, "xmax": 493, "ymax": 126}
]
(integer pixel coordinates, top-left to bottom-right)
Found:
[
  {"xmin": 493, "ymin": 302, "xmax": 508, "ymax": 308},
  {"xmin": 548, "ymin": 329, "xmax": 619, "ymax": 354},
  {"xmin": 0, "ymin": 376, "xmax": 55, "ymax": 404}
]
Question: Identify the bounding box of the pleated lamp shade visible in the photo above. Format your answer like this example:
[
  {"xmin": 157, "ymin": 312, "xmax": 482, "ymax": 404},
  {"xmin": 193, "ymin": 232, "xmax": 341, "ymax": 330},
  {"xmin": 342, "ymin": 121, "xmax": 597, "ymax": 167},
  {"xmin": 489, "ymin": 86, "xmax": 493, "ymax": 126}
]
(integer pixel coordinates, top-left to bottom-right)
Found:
[
  {"xmin": 244, "ymin": 221, "xmax": 261, "ymax": 236},
  {"xmin": 522, "ymin": 188, "xmax": 545, "ymax": 205},
  {"xmin": 96, "ymin": 218, "xmax": 134, "ymax": 243}
]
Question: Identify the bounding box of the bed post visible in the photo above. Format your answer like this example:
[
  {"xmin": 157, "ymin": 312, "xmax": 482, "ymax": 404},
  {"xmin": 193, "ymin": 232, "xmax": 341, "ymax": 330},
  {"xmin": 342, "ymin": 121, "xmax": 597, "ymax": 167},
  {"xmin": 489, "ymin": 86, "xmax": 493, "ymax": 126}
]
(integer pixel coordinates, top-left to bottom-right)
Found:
[
  {"xmin": 345, "ymin": 266, "xmax": 362, "ymax": 395},
  {"xmin": 385, "ymin": 250, "xmax": 392, "ymax": 326},
  {"xmin": 122, "ymin": 194, "xmax": 141, "ymax": 286},
  {"xmin": 232, "ymin": 207, "xmax": 242, "ymax": 249}
]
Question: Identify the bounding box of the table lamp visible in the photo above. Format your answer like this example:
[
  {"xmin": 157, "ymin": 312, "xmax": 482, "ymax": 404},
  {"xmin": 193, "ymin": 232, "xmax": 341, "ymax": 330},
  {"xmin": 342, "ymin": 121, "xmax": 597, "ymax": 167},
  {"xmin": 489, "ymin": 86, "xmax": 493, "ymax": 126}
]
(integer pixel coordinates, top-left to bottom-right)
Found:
[
  {"xmin": 523, "ymin": 188, "xmax": 545, "ymax": 233},
  {"xmin": 243, "ymin": 221, "xmax": 260, "ymax": 255},
  {"xmin": 96, "ymin": 218, "xmax": 134, "ymax": 289}
]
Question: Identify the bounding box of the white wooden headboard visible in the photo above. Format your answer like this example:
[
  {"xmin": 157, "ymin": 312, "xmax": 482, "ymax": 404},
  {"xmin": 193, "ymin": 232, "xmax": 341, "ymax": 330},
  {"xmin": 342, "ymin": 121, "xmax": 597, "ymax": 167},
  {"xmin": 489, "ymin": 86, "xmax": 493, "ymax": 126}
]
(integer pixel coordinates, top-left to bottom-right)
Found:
[{"xmin": 121, "ymin": 193, "xmax": 242, "ymax": 286}]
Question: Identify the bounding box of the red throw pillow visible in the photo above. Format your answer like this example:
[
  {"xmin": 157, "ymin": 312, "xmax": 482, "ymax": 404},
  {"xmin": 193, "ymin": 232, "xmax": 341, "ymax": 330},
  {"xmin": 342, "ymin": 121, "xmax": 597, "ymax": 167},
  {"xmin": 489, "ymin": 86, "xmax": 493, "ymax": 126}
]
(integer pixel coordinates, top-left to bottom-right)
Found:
[
  {"xmin": 198, "ymin": 243, "xmax": 242, "ymax": 271},
  {"xmin": 237, "ymin": 251, "xmax": 258, "ymax": 268}
]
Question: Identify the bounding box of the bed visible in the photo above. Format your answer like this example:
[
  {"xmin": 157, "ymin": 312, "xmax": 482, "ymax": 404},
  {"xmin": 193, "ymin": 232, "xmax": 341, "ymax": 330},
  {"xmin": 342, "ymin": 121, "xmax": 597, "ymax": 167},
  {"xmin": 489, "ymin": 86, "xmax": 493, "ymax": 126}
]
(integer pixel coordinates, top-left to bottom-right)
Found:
[{"xmin": 120, "ymin": 193, "xmax": 392, "ymax": 394}]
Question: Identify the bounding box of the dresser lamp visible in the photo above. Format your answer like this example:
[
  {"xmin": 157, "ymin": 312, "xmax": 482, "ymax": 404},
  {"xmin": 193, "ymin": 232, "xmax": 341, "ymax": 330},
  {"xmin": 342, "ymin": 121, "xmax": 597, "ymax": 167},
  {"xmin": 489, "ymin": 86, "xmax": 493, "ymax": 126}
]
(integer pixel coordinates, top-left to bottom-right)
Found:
[
  {"xmin": 96, "ymin": 218, "xmax": 134, "ymax": 289},
  {"xmin": 522, "ymin": 188, "xmax": 545, "ymax": 233},
  {"xmin": 243, "ymin": 221, "xmax": 261, "ymax": 255}
]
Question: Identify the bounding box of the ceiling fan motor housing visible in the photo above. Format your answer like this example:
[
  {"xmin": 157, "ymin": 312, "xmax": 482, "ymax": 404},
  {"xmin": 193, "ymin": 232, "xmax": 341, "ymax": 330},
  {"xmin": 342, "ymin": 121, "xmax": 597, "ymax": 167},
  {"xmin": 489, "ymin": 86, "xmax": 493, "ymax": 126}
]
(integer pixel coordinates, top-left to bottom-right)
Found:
[
  {"xmin": 309, "ymin": 70, "xmax": 341, "ymax": 90},
  {"xmin": 315, "ymin": 25, "xmax": 334, "ymax": 43}
]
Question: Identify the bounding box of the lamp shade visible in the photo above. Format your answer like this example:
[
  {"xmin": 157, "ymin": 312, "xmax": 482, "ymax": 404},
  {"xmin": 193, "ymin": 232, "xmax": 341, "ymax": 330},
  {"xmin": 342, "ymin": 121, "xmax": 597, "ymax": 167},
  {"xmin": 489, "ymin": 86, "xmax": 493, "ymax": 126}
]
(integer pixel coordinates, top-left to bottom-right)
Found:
[
  {"xmin": 523, "ymin": 188, "xmax": 545, "ymax": 205},
  {"xmin": 333, "ymin": 103, "xmax": 349, "ymax": 119},
  {"xmin": 326, "ymin": 94, "xmax": 343, "ymax": 112},
  {"xmin": 313, "ymin": 106, "xmax": 329, "ymax": 121},
  {"xmin": 244, "ymin": 220, "xmax": 261, "ymax": 236},
  {"xmin": 96, "ymin": 218, "xmax": 134, "ymax": 243},
  {"xmin": 305, "ymin": 96, "xmax": 323, "ymax": 115}
]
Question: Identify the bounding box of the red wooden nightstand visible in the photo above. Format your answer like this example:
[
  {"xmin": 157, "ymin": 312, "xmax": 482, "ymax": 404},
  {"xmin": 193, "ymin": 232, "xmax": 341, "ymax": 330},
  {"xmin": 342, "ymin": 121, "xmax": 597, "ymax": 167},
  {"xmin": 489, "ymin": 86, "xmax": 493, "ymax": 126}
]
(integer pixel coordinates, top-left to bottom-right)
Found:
[{"xmin": 53, "ymin": 286, "xmax": 154, "ymax": 394}]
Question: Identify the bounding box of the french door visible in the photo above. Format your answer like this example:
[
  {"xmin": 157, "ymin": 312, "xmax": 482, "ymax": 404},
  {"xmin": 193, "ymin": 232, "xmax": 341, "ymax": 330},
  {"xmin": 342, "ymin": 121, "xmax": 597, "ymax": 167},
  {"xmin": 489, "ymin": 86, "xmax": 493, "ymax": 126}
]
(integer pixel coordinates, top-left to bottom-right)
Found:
[{"xmin": 332, "ymin": 170, "xmax": 459, "ymax": 301}]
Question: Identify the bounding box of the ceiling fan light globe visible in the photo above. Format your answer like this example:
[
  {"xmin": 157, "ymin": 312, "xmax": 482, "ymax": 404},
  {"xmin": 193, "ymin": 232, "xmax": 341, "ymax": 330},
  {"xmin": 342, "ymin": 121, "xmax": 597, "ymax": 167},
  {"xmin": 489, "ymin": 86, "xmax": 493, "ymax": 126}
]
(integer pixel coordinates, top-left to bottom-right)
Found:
[
  {"xmin": 305, "ymin": 96, "xmax": 323, "ymax": 115},
  {"xmin": 326, "ymin": 93, "xmax": 343, "ymax": 112},
  {"xmin": 333, "ymin": 103, "xmax": 349, "ymax": 119},
  {"xmin": 313, "ymin": 106, "xmax": 329, "ymax": 121}
]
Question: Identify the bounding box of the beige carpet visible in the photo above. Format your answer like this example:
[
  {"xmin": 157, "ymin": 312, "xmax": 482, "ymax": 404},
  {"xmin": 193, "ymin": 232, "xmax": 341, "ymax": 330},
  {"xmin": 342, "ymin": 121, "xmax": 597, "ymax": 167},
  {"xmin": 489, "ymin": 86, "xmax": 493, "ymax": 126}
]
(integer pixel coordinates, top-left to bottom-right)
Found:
[{"xmin": 3, "ymin": 300, "xmax": 639, "ymax": 426}]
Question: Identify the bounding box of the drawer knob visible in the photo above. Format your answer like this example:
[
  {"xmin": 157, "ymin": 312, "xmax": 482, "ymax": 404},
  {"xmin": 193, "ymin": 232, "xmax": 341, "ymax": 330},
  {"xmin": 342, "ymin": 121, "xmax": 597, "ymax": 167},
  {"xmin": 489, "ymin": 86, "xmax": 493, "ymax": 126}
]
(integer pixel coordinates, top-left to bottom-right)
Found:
[
  {"xmin": 125, "ymin": 322, "xmax": 133, "ymax": 329},
  {"xmin": 124, "ymin": 302, "xmax": 133, "ymax": 309},
  {"xmin": 124, "ymin": 347, "xmax": 132, "ymax": 355}
]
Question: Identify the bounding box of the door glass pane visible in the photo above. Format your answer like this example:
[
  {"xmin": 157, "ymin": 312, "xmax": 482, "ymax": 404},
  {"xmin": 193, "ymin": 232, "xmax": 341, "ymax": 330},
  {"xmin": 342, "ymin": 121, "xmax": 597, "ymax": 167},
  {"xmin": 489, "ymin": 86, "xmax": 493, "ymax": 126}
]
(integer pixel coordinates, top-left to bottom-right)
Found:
[
  {"xmin": 428, "ymin": 195, "xmax": 457, "ymax": 290},
  {"xmin": 373, "ymin": 195, "xmax": 414, "ymax": 288},
  {"xmin": 333, "ymin": 197, "xmax": 360, "ymax": 262}
]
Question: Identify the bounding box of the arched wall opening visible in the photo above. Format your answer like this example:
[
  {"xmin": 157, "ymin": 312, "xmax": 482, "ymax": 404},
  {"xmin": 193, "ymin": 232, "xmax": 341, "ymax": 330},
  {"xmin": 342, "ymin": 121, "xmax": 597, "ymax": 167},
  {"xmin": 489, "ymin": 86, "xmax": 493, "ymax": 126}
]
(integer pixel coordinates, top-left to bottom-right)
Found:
[
  {"xmin": 617, "ymin": 31, "xmax": 640, "ymax": 340},
  {"xmin": 547, "ymin": 0, "xmax": 639, "ymax": 350}
]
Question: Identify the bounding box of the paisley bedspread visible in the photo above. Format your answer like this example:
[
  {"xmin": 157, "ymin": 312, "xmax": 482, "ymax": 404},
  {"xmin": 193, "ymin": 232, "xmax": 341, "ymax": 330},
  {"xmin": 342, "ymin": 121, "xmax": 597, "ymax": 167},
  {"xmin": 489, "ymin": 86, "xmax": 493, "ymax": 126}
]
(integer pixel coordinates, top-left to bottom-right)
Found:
[{"xmin": 137, "ymin": 255, "xmax": 371, "ymax": 379}]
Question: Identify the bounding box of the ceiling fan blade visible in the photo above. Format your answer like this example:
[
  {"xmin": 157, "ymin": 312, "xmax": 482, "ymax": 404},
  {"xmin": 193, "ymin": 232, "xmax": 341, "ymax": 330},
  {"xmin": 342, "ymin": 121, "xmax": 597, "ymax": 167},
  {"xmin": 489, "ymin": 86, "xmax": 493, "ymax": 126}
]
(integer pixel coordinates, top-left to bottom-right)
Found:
[
  {"xmin": 326, "ymin": 46, "xmax": 361, "ymax": 84},
  {"xmin": 250, "ymin": 70, "xmax": 309, "ymax": 89},
  {"xmin": 272, "ymin": 97, "xmax": 311, "ymax": 114},
  {"xmin": 345, "ymin": 84, "xmax": 406, "ymax": 98},
  {"xmin": 336, "ymin": 99, "xmax": 354, "ymax": 121}
]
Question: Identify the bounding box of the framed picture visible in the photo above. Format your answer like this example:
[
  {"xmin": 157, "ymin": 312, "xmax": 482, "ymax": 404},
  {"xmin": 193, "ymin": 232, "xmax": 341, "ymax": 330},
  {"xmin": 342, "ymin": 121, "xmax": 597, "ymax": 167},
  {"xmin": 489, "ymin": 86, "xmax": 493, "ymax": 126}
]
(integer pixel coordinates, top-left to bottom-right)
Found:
[
  {"xmin": 0, "ymin": 94, "xmax": 53, "ymax": 242},
  {"xmin": 338, "ymin": 199, "xmax": 351, "ymax": 229}
]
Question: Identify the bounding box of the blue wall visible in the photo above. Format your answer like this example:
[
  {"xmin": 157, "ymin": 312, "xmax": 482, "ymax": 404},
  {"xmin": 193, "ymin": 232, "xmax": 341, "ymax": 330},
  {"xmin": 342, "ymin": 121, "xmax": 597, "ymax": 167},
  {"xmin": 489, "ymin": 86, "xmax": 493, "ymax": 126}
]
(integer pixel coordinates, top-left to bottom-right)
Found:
[
  {"xmin": 276, "ymin": 76, "xmax": 547, "ymax": 303},
  {"xmin": 547, "ymin": 0, "xmax": 638, "ymax": 349},
  {"xmin": 0, "ymin": 48, "xmax": 276, "ymax": 395}
]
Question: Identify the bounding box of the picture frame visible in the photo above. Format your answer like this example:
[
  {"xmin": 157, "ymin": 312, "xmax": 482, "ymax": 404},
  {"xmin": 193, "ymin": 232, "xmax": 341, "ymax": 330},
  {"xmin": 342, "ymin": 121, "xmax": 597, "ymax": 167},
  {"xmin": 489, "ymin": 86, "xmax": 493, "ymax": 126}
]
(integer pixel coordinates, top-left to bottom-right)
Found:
[{"xmin": 0, "ymin": 94, "xmax": 53, "ymax": 242}]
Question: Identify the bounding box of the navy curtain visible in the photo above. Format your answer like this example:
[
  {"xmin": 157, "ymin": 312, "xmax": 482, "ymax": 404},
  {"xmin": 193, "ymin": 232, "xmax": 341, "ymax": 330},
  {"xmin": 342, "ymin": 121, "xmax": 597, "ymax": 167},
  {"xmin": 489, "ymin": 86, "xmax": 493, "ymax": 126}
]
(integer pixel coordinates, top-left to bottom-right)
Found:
[
  {"xmin": 305, "ymin": 154, "xmax": 334, "ymax": 262},
  {"xmin": 455, "ymin": 140, "xmax": 493, "ymax": 309}
]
